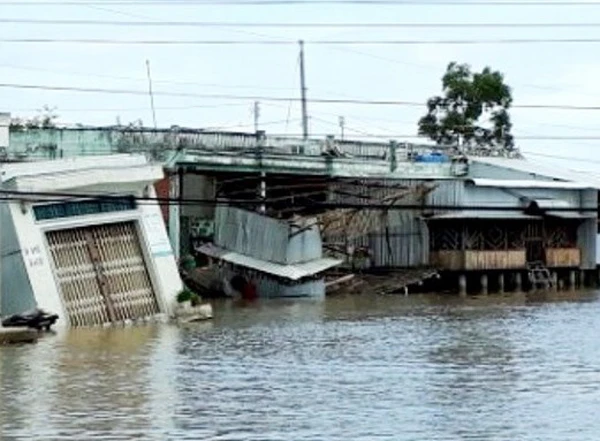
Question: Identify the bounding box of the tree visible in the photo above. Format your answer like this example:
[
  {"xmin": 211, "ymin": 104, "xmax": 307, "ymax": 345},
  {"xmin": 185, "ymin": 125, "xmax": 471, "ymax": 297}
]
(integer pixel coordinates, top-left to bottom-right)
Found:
[
  {"xmin": 418, "ymin": 62, "xmax": 514, "ymax": 152},
  {"xmin": 10, "ymin": 105, "xmax": 59, "ymax": 131}
]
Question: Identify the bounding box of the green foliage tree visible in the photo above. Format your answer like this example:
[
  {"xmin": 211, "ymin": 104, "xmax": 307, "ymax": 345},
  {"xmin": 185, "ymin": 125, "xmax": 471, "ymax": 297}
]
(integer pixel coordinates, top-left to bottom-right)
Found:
[
  {"xmin": 418, "ymin": 62, "xmax": 514, "ymax": 152},
  {"xmin": 10, "ymin": 105, "xmax": 59, "ymax": 131}
]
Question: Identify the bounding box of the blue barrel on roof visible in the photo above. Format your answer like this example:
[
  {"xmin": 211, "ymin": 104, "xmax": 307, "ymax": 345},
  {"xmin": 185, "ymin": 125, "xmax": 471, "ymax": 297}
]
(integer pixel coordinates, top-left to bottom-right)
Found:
[{"xmin": 414, "ymin": 152, "xmax": 449, "ymax": 163}]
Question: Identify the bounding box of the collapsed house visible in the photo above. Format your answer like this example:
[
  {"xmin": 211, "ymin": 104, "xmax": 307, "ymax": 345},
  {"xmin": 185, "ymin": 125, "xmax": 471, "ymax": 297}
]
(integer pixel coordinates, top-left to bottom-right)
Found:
[
  {"xmin": 196, "ymin": 205, "xmax": 342, "ymax": 298},
  {"xmin": 0, "ymin": 155, "xmax": 183, "ymax": 327}
]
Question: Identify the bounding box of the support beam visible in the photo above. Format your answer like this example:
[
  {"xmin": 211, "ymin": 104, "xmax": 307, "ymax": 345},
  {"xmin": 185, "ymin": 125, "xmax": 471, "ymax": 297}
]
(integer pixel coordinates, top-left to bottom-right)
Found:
[
  {"xmin": 498, "ymin": 273, "xmax": 505, "ymax": 294},
  {"xmin": 458, "ymin": 274, "xmax": 467, "ymax": 298},
  {"xmin": 168, "ymin": 170, "xmax": 181, "ymax": 261},
  {"xmin": 480, "ymin": 274, "xmax": 488, "ymax": 296},
  {"xmin": 389, "ymin": 141, "xmax": 397, "ymax": 172},
  {"xmin": 514, "ymin": 272, "xmax": 522, "ymax": 292},
  {"xmin": 569, "ymin": 270, "xmax": 576, "ymax": 290}
]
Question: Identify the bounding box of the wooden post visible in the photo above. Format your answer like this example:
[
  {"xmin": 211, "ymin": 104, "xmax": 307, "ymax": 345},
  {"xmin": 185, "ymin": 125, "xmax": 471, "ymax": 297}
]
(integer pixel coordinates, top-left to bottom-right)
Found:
[
  {"xmin": 515, "ymin": 272, "xmax": 522, "ymax": 292},
  {"xmin": 480, "ymin": 274, "xmax": 488, "ymax": 296},
  {"xmin": 569, "ymin": 270, "xmax": 576, "ymax": 290},
  {"xmin": 498, "ymin": 273, "xmax": 505, "ymax": 293},
  {"xmin": 552, "ymin": 272, "xmax": 558, "ymax": 291},
  {"xmin": 458, "ymin": 274, "xmax": 467, "ymax": 298},
  {"xmin": 580, "ymin": 270, "xmax": 586, "ymax": 289}
]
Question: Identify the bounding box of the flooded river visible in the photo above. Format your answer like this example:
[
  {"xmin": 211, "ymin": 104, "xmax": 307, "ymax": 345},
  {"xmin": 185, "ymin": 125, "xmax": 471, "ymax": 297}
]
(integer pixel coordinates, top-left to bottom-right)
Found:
[{"xmin": 1, "ymin": 291, "xmax": 600, "ymax": 440}]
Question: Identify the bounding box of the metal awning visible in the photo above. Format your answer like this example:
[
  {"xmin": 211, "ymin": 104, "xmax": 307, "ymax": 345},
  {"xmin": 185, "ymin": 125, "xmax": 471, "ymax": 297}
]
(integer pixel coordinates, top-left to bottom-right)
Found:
[
  {"xmin": 522, "ymin": 198, "xmax": 572, "ymax": 210},
  {"xmin": 197, "ymin": 243, "xmax": 342, "ymax": 281},
  {"xmin": 546, "ymin": 211, "xmax": 595, "ymax": 219},
  {"xmin": 425, "ymin": 210, "xmax": 541, "ymax": 220},
  {"xmin": 521, "ymin": 198, "xmax": 595, "ymax": 219}
]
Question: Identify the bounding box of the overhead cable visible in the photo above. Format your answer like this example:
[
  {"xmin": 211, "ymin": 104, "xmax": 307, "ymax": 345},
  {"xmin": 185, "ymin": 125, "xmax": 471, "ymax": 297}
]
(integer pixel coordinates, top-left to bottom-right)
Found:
[
  {"xmin": 3, "ymin": 1, "xmax": 600, "ymax": 6},
  {"xmin": 0, "ymin": 189, "xmax": 596, "ymax": 212},
  {"xmin": 3, "ymin": 18, "xmax": 600, "ymax": 28},
  {"xmin": 4, "ymin": 37, "xmax": 600, "ymax": 45},
  {"xmin": 1, "ymin": 82, "xmax": 599, "ymax": 111}
]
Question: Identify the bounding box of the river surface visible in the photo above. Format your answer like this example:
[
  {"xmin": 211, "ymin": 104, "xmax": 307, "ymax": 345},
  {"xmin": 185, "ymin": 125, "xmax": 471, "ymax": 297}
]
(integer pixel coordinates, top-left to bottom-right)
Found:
[{"xmin": 1, "ymin": 291, "xmax": 600, "ymax": 440}]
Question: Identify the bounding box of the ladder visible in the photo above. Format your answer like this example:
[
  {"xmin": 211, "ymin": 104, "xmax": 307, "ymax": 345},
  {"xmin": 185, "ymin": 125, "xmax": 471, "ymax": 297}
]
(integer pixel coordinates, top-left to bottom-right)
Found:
[{"xmin": 527, "ymin": 261, "xmax": 553, "ymax": 289}]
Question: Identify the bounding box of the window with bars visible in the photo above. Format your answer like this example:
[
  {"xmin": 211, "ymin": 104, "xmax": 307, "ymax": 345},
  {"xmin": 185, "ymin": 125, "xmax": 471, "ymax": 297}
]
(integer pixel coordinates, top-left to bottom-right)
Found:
[{"xmin": 33, "ymin": 196, "xmax": 137, "ymax": 221}]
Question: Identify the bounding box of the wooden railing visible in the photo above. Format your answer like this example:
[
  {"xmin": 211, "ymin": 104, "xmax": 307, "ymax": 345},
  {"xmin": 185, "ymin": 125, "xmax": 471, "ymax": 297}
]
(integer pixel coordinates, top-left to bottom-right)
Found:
[
  {"xmin": 430, "ymin": 250, "xmax": 527, "ymax": 271},
  {"xmin": 545, "ymin": 248, "xmax": 581, "ymax": 268}
]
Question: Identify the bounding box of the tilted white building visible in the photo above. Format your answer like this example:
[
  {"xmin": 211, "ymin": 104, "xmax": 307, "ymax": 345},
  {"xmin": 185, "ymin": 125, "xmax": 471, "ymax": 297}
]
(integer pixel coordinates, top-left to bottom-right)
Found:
[{"xmin": 0, "ymin": 154, "xmax": 183, "ymax": 327}]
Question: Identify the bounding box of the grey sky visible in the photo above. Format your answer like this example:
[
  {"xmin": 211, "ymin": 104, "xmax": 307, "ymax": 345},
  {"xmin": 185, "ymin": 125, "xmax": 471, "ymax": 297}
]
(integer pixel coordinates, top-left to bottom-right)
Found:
[{"xmin": 2, "ymin": 1, "xmax": 600, "ymax": 171}]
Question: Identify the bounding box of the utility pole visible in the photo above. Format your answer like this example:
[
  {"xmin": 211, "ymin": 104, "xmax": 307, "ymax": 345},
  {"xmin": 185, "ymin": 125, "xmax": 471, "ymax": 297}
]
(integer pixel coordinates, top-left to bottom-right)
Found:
[
  {"xmin": 339, "ymin": 116, "xmax": 345, "ymax": 140},
  {"xmin": 299, "ymin": 40, "xmax": 309, "ymax": 140},
  {"xmin": 253, "ymin": 101, "xmax": 260, "ymax": 132},
  {"xmin": 145, "ymin": 59, "xmax": 157, "ymax": 129}
]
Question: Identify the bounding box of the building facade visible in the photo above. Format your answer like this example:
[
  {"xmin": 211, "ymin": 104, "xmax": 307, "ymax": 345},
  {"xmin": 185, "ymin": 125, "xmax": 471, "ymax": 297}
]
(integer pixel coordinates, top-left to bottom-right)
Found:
[
  {"xmin": 5, "ymin": 122, "xmax": 600, "ymax": 294},
  {"xmin": 0, "ymin": 154, "xmax": 182, "ymax": 327}
]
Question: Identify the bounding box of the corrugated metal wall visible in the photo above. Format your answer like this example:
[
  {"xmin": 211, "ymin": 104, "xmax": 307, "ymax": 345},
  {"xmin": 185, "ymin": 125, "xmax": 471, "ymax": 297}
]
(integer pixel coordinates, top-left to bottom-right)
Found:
[
  {"xmin": 214, "ymin": 206, "xmax": 323, "ymax": 264},
  {"xmin": 369, "ymin": 212, "xmax": 429, "ymax": 267},
  {"xmin": 326, "ymin": 179, "xmax": 464, "ymax": 268}
]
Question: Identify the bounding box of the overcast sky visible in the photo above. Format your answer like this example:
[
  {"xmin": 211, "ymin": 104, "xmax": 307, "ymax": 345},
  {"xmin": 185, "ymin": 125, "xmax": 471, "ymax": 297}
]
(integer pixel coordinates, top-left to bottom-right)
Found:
[{"xmin": 2, "ymin": 0, "xmax": 600, "ymax": 171}]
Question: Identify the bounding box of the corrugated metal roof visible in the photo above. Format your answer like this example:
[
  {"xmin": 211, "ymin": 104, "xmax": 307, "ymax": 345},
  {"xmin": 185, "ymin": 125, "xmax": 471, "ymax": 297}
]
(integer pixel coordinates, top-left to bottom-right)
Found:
[
  {"xmin": 524, "ymin": 198, "xmax": 572, "ymax": 209},
  {"xmin": 197, "ymin": 243, "xmax": 342, "ymax": 281},
  {"xmin": 470, "ymin": 157, "xmax": 598, "ymax": 185},
  {"xmin": 469, "ymin": 178, "xmax": 592, "ymax": 189},
  {"xmin": 565, "ymin": 169, "xmax": 600, "ymax": 190},
  {"xmin": 425, "ymin": 210, "xmax": 541, "ymax": 220}
]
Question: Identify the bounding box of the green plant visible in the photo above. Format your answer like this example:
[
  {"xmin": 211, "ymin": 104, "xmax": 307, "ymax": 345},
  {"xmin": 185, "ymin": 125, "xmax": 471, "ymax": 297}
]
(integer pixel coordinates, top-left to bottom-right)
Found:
[
  {"xmin": 176, "ymin": 288, "xmax": 193, "ymax": 303},
  {"xmin": 190, "ymin": 292, "xmax": 201, "ymax": 307}
]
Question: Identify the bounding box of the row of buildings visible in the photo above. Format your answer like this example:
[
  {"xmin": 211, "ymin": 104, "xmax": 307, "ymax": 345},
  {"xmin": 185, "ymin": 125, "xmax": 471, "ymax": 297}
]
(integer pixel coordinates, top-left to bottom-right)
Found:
[{"xmin": 1, "ymin": 112, "xmax": 600, "ymax": 326}]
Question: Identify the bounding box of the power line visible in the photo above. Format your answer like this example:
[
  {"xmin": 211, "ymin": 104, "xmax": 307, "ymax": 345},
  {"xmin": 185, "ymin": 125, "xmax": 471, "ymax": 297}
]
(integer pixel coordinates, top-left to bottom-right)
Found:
[
  {"xmin": 3, "ymin": 82, "xmax": 600, "ymax": 111},
  {"xmin": 5, "ymin": 37, "xmax": 600, "ymax": 45},
  {"xmin": 0, "ymin": 188, "xmax": 596, "ymax": 212},
  {"xmin": 0, "ymin": 63, "xmax": 299, "ymax": 91},
  {"xmin": 3, "ymin": 1, "xmax": 600, "ymax": 6},
  {"xmin": 4, "ymin": 18, "xmax": 600, "ymax": 28}
]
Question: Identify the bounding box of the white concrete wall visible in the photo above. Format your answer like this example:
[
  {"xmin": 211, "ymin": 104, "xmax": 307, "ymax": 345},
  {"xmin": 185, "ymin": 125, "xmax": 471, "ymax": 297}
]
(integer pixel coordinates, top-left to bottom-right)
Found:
[
  {"xmin": 6, "ymin": 178, "xmax": 182, "ymax": 326},
  {"xmin": 137, "ymin": 185, "xmax": 183, "ymax": 313},
  {"xmin": 9, "ymin": 199, "xmax": 65, "ymax": 320}
]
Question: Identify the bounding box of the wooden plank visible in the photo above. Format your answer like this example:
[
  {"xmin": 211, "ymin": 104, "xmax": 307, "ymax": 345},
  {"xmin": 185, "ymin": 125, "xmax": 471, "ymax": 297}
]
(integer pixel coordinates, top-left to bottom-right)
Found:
[
  {"xmin": 431, "ymin": 250, "xmax": 526, "ymax": 271},
  {"xmin": 430, "ymin": 250, "xmax": 464, "ymax": 271},
  {"xmin": 545, "ymin": 248, "xmax": 581, "ymax": 268}
]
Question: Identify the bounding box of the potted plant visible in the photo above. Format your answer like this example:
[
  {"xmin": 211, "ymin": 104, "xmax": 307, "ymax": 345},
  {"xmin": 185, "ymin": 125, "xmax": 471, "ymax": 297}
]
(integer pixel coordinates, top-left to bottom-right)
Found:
[{"xmin": 176, "ymin": 288, "xmax": 193, "ymax": 310}]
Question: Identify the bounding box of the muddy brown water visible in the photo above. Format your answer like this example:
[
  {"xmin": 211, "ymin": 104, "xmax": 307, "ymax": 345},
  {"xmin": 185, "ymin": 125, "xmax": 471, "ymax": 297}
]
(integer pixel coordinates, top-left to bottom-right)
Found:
[{"xmin": 1, "ymin": 291, "xmax": 600, "ymax": 440}]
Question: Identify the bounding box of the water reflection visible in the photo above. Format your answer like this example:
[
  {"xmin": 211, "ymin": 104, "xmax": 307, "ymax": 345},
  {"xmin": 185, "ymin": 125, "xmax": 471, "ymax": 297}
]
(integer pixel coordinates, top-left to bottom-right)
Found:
[{"xmin": 1, "ymin": 291, "xmax": 600, "ymax": 440}]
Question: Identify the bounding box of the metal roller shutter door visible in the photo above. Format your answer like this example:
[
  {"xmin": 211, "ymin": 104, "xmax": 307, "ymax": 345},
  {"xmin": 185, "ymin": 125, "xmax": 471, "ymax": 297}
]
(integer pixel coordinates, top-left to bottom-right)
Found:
[{"xmin": 46, "ymin": 221, "xmax": 160, "ymax": 327}]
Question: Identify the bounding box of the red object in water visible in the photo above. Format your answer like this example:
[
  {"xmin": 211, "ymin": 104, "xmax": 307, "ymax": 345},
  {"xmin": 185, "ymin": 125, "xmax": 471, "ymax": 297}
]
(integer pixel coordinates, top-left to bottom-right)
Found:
[{"xmin": 241, "ymin": 281, "xmax": 258, "ymax": 301}]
